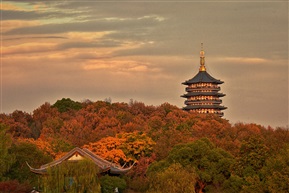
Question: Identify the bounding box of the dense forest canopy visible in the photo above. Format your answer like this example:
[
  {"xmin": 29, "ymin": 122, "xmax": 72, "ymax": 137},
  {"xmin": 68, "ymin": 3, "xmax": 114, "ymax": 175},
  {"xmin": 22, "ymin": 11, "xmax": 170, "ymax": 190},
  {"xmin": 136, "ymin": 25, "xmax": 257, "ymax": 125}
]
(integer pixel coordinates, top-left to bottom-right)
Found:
[{"xmin": 0, "ymin": 98, "xmax": 289, "ymax": 193}]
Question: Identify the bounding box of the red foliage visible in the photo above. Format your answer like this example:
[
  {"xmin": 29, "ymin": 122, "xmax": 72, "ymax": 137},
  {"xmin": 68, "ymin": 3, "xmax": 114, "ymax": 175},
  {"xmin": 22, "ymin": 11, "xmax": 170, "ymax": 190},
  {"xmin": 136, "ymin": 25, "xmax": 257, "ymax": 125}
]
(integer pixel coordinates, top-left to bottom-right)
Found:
[
  {"xmin": 1, "ymin": 99, "xmax": 289, "ymax": 173},
  {"xmin": 0, "ymin": 110, "xmax": 33, "ymax": 138},
  {"xmin": 128, "ymin": 154, "xmax": 156, "ymax": 178},
  {"xmin": 0, "ymin": 180, "xmax": 31, "ymax": 193}
]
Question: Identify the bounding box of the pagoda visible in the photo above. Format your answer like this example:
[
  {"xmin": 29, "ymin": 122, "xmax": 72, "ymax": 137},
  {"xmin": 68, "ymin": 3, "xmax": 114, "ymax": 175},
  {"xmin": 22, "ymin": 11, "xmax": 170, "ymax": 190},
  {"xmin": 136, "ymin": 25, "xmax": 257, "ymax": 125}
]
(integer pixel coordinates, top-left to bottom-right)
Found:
[{"xmin": 181, "ymin": 45, "xmax": 227, "ymax": 117}]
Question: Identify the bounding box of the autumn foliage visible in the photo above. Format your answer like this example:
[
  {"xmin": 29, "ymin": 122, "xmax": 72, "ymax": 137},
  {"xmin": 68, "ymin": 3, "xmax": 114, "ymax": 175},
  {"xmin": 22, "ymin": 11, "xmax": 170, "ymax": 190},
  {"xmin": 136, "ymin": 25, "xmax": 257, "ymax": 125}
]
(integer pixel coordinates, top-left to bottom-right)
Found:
[
  {"xmin": 83, "ymin": 132, "xmax": 155, "ymax": 165},
  {"xmin": 1, "ymin": 98, "xmax": 289, "ymax": 192}
]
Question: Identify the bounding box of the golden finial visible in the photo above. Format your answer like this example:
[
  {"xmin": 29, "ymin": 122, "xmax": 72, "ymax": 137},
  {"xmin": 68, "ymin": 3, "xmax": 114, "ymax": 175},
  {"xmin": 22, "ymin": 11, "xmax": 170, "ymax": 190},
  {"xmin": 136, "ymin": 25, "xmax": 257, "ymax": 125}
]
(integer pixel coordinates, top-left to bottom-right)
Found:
[{"xmin": 199, "ymin": 43, "xmax": 206, "ymax": 71}]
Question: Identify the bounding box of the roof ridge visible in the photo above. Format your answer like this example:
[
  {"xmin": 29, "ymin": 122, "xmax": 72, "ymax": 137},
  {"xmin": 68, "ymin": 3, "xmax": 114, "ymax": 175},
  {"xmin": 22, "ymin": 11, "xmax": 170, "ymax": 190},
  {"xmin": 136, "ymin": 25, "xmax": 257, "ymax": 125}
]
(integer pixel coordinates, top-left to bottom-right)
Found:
[
  {"xmin": 27, "ymin": 147, "xmax": 134, "ymax": 175},
  {"xmin": 183, "ymin": 71, "xmax": 223, "ymax": 85}
]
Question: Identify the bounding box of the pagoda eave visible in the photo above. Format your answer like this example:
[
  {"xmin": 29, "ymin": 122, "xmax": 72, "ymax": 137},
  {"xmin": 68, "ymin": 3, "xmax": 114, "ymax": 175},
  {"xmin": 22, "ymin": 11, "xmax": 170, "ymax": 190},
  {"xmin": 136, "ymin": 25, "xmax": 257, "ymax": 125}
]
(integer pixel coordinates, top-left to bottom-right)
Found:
[
  {"xmin": 181, "ymin": 93, "xmax": 226, "ymax": 98},
  {"xmin": 183, "ymin": 71, "xmax": 224, "ymax": 85},
  {"xmin": 183, "ymin": 105, "xmax": 227, "ymax": 110}
]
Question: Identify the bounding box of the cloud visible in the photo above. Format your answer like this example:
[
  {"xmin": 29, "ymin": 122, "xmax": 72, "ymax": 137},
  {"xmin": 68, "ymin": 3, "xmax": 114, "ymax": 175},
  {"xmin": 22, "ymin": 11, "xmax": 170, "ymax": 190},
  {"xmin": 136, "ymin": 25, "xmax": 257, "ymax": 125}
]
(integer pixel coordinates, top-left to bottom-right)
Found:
[
  {"xmin": 57, "ymin": 40, "xmax": 123, "ymax": 50},
  {"xmin": 3, "ymin": 36, "xmax": 68, "ymax": 41},
  {"xmin": 1, "ymin": 1, "xmax": 87, "ymax": 21},
  {"xmin": 219, "ymin": 57, "xmax": 268, "ymax": 64},
  {"xmin": 2, "ymin": 42, "xmax": 57, "ymax": 55},
  {"xmin": 70, "ymin": 53, "xmax": 112, "ymax": 60},
  {"xmin": 1, "ymin": 20, "xmax": 40, "ymax": 33},
  {"xmin": 4, "ymin": 14, "xmax": 164, "ymax": 35},
  {"xmin": 1, "ymin": 2, "xmax": 26, "ymax": 11},
  {"xmin": 66, "ymin": 32, "xmax": 113, "ymax": 40},
  {"xmin": 1, "ymin": 9, "xmax": 51, "ymax": 21},
  {"xmin": 82, "ymin": 60, "xmax": 161, "ymax": 73}
]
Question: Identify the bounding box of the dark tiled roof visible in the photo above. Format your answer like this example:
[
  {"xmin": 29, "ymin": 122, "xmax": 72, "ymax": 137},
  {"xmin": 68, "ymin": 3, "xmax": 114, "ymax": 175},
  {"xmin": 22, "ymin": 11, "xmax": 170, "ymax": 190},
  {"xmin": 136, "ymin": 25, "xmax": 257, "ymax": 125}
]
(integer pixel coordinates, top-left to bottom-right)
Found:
[
  {"xmin": 181, "ymin": 92, "xmax": 226, "ymax": 98},
  {"xmin": 183, "ymin": 105, "xmax": 227, "ymax": 110},
  {"xmin": 182, "ymin": 71, "xmax": 224, "ymax": 85},
  {"xmin": 26, "ymin": 147, "xmax": 134, "ymax": 175}
]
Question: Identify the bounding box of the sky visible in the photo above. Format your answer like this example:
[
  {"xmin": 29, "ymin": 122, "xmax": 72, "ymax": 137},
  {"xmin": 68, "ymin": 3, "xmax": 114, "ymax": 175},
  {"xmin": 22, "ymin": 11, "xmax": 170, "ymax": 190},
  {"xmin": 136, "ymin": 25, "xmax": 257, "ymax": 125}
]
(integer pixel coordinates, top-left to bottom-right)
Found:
[{"xmin": 1, "ymin": 0, "xmax": 288, "ymax": 128}]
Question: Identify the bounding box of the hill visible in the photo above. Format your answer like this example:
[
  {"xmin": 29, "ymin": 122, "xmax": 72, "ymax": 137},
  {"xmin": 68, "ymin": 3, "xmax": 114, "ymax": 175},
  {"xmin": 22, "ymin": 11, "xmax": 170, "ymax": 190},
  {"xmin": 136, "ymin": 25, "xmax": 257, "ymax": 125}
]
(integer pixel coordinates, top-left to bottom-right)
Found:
[{"xmin": 1, "ymin": 98, "xmax": 289, "ymax": 192}]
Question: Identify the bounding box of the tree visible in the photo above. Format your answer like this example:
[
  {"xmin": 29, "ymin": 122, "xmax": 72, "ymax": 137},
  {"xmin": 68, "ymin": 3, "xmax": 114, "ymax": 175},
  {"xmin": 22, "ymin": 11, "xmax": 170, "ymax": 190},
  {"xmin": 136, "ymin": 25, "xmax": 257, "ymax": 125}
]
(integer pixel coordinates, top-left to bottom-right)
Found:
[
  {"xmin": 225, "ymin": 137, "xmax": 270, "ymax": 192},
  {"xmin": 52, "ymin": 98, "xmax": 82, "ymax": 113},
  {"xmin": 147, "ymin": 163, "xmax": 196, "ymax": 193},
  {"xmin": 119, "ymin": 132, "xmax": 155, "ymax": 161},
  {"xmin": 126, "ymin": 155, "xmax": 156, "ymax": 192},
  {"xmin": 84, "ymin": 132, "xmax": 155, "ymax": 165},
  {"xmin": 0, "ymin": 110, "xmax": 33, "ymax": 138},
  {"xmin": 0, "ymin": 124, "xmax": 15, "ymax": 181},
  {"xmin": 261, "ymin": 146, "xmax": 289, "ymax": 192},
  {"xmin": 32, "ymin": 102, "xmax": 60, "ymax": 139},
  {"xmin": 234, "ymin": 137, "xmax": 269, "ymax": 177},
  {"xmin": 100, "ymin": 175, "xmax": 126, "ymax": 193},
  {"xmin": 41, "ymin": 159, "xmax": 100, "ymax": 193},
  {"xmin": 6, "ymin": 141, "xmax": 52, "ymax": 186},
  {"xmin": 0, "ymin": 180, "xmax": 31, "ymax": 193},
  {"xmin": 42, "ymin": 116, "xmax": 64, "ymax": 134},
  {"xmin": 148, "ymin": 138, "xmax": 234, "ymax": 193}
]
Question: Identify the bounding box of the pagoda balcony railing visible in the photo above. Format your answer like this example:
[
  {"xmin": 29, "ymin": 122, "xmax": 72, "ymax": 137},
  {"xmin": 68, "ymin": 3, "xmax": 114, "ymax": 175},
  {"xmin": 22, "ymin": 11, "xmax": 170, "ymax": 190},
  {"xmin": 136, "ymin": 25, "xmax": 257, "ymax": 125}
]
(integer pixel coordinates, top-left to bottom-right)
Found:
[
  {"xmin": 188, "ymin": 110, "xmax": 224, "ymax": 117},
  {"xmin": 185, "ymin": 99, "xmax": 222, "ymax": 102},
  {"xmin": 185, "ymin": 99, "xmax": 222, "ymax": 105},
  {"xmin": 188, "ymin": 85, "xmax": 220, "ymax": 89},
  {"xmin": 186, "ymin": 86, "xmax": 220, "ymax": 92},
  {"xmin": 186, "ymin": 99, "xmax": 223, "ymax": 103}
]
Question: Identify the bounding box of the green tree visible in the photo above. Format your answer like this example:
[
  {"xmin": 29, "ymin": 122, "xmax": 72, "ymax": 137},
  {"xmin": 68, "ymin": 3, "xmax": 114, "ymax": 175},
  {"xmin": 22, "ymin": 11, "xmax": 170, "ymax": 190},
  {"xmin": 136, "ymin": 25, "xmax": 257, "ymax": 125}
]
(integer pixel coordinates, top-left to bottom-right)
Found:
[
  {"xmin": 52, "ymin": 98, "xmax": 82, "ymax": 113},
  {"xmin": 100, "ymin": 175, "xmax": 126, "ymax": 193},
  {"xmin": 148, "ymin": 138, "xmax": 234, "ymax": 193},
  {"xmin": 147, "ymin": 163, "xmax": 196, "ymax": 193},
  {"xmin": 222, "ymin": 175, "xmax": 244, "ymax": 193},
  {"xmin": 0, "ymin": 124, "xmax": 15, "ymax": 181},
  {"xmin": 227, "ymin": 137, "xmax": 270, "ymax": 192},
  {"xmin": 240, "ymin": 175, "xmax": 264, "ymax": 193},
  {"xmin": 7, "ymin": 141, "xmax": 52, "ymax": 186},
  {"xmin": 42, "ymin": 159, "xmax": 100, "ymax": 193},
  {"xmin": 261, "ymin": 146, "xmax": 289, "ymax": 193},
  {"xmin": 236, "ymin": 137, "xmax": 269, "ymax": 177}
]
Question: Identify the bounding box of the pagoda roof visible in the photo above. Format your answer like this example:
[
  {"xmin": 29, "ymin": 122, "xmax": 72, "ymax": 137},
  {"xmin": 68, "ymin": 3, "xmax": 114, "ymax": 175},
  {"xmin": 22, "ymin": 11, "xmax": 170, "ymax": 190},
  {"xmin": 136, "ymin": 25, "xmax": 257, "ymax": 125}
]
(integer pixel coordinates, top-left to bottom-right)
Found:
[
  {"xmin": 181, "ymin": 92, "xmax": 226, "ymax": 98},
  {"xmin": 26, "ymin": 147, "xmax": 135, "ymax": 175},
  {"xmin": 182, "ymin": 71, "xmax": 224, "ymax": 85}
]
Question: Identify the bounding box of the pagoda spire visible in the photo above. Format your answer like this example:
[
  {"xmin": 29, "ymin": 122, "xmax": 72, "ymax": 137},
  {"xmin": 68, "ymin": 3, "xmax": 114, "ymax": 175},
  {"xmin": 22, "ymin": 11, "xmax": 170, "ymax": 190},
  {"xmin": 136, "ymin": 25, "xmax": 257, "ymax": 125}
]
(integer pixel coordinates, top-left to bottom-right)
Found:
[{"xmin": 199, "ymin": 43, "xmax": 206, "ymax": 72}]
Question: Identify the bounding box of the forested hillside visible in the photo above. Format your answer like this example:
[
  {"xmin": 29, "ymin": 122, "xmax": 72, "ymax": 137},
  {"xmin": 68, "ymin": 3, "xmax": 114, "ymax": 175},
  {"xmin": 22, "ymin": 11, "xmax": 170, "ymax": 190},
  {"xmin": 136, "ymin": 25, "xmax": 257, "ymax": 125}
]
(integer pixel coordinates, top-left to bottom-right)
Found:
[{"xmin": 1, "ymin": 98, "xmax": 289, "ymax": 193}]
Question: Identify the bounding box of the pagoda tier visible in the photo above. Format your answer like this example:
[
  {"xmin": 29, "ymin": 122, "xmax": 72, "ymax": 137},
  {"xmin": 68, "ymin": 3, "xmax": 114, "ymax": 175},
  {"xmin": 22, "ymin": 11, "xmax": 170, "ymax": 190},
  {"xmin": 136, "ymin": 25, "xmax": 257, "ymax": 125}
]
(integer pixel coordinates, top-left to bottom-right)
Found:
[{"xmin": 181, "ymin": 45, "xmax": 227, "ymax": 117}]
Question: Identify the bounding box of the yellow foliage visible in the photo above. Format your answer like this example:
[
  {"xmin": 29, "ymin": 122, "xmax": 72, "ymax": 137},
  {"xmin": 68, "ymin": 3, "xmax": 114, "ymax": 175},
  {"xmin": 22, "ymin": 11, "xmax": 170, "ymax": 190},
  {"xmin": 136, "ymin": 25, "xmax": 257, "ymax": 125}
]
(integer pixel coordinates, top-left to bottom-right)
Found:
[{"xmin": 83, "ymin": 132, "xmax": 155, "ymax": 165}]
